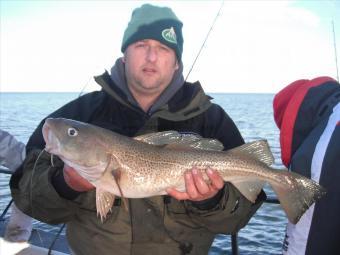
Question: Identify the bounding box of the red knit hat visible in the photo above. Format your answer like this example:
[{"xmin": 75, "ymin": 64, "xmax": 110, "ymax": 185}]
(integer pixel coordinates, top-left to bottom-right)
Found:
[
  {"xmin": 273, "ymin": 79, "xmax": 308, "ymax": 129},
  {"xmin": 273, "ymin": 76, "xmax": 335, "ymax": 167}
]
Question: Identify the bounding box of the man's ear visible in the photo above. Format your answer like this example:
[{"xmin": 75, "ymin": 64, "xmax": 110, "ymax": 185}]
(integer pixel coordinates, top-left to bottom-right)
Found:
[
  {"xmin": 175, "ymin": 60, "xmax": 179, "ymax": 70},
  {"xmin": 122, "ymin": 53, "xmax": 126, "ymax": 63}
]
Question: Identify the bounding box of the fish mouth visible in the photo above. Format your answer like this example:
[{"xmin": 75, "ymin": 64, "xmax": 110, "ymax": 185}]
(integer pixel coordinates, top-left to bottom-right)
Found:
[{"xmin": 42, "ymin": 119, "xmax": 60, "ymax": 154}]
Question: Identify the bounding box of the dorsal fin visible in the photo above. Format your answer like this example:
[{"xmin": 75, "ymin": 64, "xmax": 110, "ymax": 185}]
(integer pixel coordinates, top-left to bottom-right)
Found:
[
  {"xmin": 176, "ymin": 137, "xmax": 224, "ymax": 151},
  {"xmin": 134, "ymin": 131, "xmax": 182, "ymax": 145},
  {"xmin": 134, "ymin": 131, "xmax": 224, "ymax": 151},
  {"xmin": 229, "ymin": 140, "xmax": 274, "ymax": 166}
]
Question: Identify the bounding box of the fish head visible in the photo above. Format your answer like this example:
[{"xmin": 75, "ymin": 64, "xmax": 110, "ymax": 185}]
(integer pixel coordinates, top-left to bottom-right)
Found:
[{"xmin": 42, "ymin": 118, "xmax": 110, "ymax": 181}]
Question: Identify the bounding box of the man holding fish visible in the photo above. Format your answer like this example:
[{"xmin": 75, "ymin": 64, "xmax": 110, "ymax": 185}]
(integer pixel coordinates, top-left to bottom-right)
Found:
[{"xmin": 9, "ymin": 4, "xmax": 323, "ymax": 255}]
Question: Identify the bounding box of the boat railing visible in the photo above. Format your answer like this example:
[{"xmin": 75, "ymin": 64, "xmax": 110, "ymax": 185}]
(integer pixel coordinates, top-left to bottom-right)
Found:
[
  {"xmin": 0, "ymin": 168, "xmax": 280, "ymax": 255},
  {"xmin": 0, "ymin": 169, "xmax": 14, "ymax": 220}
]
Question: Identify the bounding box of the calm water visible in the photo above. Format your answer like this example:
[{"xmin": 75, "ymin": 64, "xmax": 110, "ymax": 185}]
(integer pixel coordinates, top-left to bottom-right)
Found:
[{"xmin": 0, "ymin": 92, "xmax": 286, "ymax": 254}]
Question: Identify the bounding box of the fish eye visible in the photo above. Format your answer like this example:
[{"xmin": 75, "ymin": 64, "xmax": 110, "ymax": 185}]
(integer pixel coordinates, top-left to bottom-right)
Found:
[{"xmin": 67, "ymin": 127, "xmax": 78, "ymax": 137}]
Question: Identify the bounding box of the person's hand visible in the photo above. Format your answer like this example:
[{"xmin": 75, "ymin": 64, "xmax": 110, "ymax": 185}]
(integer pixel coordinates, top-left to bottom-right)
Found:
[
  {"xmin": 166, "ymin": 167, "xmax": 224, "ymax": 201},
  {"xmin": 63, "ymin": 164, "xmax": 95, "ymax": 192}
]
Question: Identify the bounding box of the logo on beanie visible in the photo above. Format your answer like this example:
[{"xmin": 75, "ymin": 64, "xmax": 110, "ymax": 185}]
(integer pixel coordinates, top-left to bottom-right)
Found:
[{"xmin": 162, "ymin": 27, "xmax": 177, "ymax": 44}]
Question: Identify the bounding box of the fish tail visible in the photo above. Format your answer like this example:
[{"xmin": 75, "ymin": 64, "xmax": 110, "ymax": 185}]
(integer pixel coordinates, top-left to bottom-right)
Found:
[{"xmin": 270, "ymin": 170, "xmax": 326, "ymax": 224}]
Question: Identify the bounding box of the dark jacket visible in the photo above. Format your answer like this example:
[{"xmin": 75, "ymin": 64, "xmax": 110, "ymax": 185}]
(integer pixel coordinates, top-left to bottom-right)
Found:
[
  {"xmin": 274, "ymin": 76, "xmax": 340, "ymax": 255},
  {"xmin": 11, "ymin": 71, "xmax": 265, "ymax": 255}
]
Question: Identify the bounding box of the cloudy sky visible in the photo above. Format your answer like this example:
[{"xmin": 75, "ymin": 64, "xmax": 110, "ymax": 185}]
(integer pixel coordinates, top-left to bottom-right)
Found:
[{"xmin": 1, "ymin": 0, "xmax": 339, "ymax": 93}]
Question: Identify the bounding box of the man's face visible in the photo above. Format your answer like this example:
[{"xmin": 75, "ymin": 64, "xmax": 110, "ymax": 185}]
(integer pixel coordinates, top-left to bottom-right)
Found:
[{"xmin": 123, "ymin": 39, "xmax": 179, "ymax": 97}]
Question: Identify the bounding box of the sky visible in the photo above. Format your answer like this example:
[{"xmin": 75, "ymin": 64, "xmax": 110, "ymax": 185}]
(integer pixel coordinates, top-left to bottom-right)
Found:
[{"xmin": 0, "ymin": 0, "xmax": 339, "ymax": 93}]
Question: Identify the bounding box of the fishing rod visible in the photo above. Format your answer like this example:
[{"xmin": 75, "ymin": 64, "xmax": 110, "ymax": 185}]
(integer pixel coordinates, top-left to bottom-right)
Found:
[
  {"xmin": 78, "ymin": 76, "xmax": 93, "ymax": 97},
  {"xmin": 185, "ymin": 0, "xmax": 224, "ymax": 82},
  {"xmin": 332, "ymin": 20, "xmax": 339, "ymax": 82}
]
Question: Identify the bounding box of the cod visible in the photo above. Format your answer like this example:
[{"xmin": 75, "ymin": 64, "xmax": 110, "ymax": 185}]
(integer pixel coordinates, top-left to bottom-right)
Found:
[{"xmin": 42, "ymin": 118, "xmax": 325, "ymax": 224}]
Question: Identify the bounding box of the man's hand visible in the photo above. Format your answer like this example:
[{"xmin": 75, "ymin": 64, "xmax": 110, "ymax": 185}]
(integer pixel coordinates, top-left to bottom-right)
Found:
[
  {"xmin": 166, "ymin": 167, "xmax": 224, "ymax": 201},
  {"xmin": 63, "ymin": 164, "xmax": 95, "ymax": 192}
]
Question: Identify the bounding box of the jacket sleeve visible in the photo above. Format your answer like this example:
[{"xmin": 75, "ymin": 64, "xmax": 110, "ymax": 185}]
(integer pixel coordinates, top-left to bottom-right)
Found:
[
  {"xmin": 0, "ymin": 129, "xmax": 25, "ymax": 172},
  {"xmin": 10, "ymin": 150, "xmax": 79, "ymax": 224},
  {"xmin": 183, "ymin": 104, "xmax": 266, "ymax": 234}
]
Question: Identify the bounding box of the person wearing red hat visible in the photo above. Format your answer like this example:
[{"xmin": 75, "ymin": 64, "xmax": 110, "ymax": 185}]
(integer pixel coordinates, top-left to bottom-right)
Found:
[{"xmin": 273, "ymin": 77, "xmax": 340, "ymax": 255}]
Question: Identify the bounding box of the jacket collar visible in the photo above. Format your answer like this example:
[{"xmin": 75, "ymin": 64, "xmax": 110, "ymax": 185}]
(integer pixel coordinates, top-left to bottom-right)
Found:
[{"xmin": 94, "ymin": 71, "xmax": 212, "ymax": 121}]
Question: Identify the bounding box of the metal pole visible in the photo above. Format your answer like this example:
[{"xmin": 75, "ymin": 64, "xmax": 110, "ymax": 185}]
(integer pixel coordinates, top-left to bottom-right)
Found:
[
  {"xmin": 231, "ymin": 233, "xmax": 239, "ymax": 255},
  {"xmin": 0, "ymin": 168, "xmax": 12, "ymax": 175},
  {"xmin": 48, "ymin": 223, "xmax": 66, "ymax": 255},
  {"xmin": 332, "ymin": 20, "xmax": 339, "ymax": 82},
  {"xmin": 0, "ymin": 168, "xmax": 14, "ymax": 221},
  {"xmin": 0, "ymin": 199, "xmax": 13, "ymax": 221},
  {"xmin": 265, "ymin": 197, "xmax": 280, "ymax": 204}
]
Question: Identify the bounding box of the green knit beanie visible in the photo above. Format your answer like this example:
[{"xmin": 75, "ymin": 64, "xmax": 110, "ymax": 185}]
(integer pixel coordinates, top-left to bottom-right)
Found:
[{"xmin": 121, "ymin": 4, "xmax": 184, "ymax": 60}]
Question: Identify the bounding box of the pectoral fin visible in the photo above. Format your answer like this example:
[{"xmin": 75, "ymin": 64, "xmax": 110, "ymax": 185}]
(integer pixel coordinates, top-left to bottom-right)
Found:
[
  {"xmin": 94, "ymin": 154, "xmax": 128, "ymax": 220},
  {"xmin": 96, "ymin": 187, "xmax": 115, "ymax": 222}
]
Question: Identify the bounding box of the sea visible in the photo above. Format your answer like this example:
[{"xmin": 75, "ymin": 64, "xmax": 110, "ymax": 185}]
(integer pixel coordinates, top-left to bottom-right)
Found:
[{"xmin": 0, "ymin": 92, "xmax": 286, "ymax": 255}]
